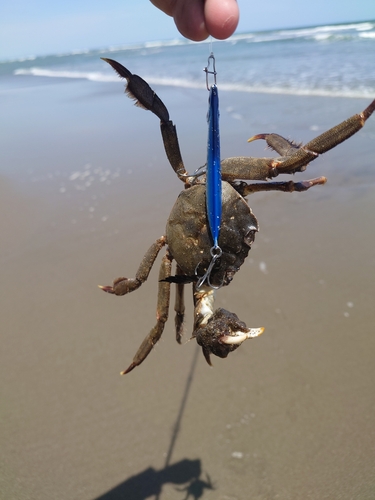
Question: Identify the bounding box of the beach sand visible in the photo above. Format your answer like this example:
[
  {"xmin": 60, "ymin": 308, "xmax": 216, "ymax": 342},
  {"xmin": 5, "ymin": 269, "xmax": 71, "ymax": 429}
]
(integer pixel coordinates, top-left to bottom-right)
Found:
[{"xmin": 1, "ymin": 77, "xmax": 375, "ymax": 499}]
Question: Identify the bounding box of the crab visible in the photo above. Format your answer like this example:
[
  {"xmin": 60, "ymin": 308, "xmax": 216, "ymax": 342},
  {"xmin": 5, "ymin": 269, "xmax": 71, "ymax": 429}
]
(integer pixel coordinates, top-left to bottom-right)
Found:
[{"xmin": 100, "ymin": 58, "xmax": 375, "ymax": 375}]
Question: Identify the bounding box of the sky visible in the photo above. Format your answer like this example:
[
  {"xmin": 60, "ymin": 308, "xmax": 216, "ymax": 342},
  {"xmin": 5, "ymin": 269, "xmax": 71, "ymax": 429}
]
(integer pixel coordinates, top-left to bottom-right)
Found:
[{"xmin": 1, "ymin": 0, "xmax": 374, "ymax": 60}]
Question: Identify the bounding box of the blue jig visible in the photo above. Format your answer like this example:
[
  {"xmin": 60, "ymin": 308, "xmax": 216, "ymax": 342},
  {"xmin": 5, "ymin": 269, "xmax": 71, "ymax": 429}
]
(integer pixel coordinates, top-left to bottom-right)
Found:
[
  {"xmin": 196, "ymin": 53, "xmax": 223, "ymax": 289},
  {"xmin": 206, "ymin": 83, "xmax": 221, "ymax": 249}
]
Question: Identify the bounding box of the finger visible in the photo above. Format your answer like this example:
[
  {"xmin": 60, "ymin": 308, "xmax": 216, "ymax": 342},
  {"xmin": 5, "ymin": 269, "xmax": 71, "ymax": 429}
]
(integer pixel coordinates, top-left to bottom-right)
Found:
[
  {"xmin": 204, "ymin": 0, "xmax": 239, "ymax": 39},
  {"xmin": 173, "ymin": 0, "xmax": 209, "ymax": 41},
  {"xmin": 149, "ymin": 0, "xmax": 176, "ymax": 17}
]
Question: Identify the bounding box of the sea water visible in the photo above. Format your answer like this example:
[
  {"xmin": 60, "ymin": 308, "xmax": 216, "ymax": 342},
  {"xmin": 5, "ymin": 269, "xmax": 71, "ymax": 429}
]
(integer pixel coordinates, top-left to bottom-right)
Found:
[{"xmin": 1, "ymin": 20, "xmax": 374, "ymax": 98}]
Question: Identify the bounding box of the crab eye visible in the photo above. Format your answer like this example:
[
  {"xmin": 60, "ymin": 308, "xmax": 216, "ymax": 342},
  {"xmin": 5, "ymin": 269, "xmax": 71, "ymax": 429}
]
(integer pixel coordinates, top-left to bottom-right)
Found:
[{"xmin": 244, "ymin": 227, "xmax": 257, "ymax": 246}]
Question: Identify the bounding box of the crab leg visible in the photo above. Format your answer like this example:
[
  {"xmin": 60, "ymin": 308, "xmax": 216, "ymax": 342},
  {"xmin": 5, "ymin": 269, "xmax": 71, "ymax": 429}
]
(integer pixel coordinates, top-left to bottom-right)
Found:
[
  {"xmin": 99, "ymin": 236, "xmax": 166, "ymax": 295},
  {"xmin": 174, "ymin": 265, "xmax": 185, "ymax": 344},
  {"xmin": 102, "ymin": 58, "xmax": 188, "ymax": 182},
  {"xmin": 239, "ymin": 176, "xmax": 327, "ymax": 196},
  {"xmin": 221, "ymin": 98, "xmax": 375, "ymax": 181},
  {"xmin": 275, "ymin": 98, "xmax": 375, "ymax": 173},
  {"xmin": 121, "ymin": 250, "xmax": 173, "ymax": 374}
]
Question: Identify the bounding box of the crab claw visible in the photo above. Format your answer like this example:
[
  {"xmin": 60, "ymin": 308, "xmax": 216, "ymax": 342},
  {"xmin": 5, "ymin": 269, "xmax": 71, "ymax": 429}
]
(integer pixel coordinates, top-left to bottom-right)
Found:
[
  {"xmin": 247, "ymin": 133, "xmax": 268, "ymax": 143},
  {"xmin": 248, "ymin": 133, "xmax": 302, "ymax": 157},
  {"xmin": 194, "ymin": 308, "xmax": 264, "ymax": 366},
  {"xmin": 221, "ymin": 327, "xmax": 264, "ymax": 345}
]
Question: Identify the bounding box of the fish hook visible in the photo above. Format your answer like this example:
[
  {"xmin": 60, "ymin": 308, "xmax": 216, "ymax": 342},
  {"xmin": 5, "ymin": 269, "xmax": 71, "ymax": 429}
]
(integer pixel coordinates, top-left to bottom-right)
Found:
[{"xmin": 195, "ymin": 245, "xmax": 223, "ymax": 290}]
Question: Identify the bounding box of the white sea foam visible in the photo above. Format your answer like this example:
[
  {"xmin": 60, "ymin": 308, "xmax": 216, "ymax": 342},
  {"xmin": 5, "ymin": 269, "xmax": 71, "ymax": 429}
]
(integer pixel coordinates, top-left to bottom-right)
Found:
[
  {"xmin": 13, "ymin": 67, "xmax": 374, "ymax": 99},
  {"xmin": 14, "ymin": 67, "xmax": 116, "ymax": 82}
]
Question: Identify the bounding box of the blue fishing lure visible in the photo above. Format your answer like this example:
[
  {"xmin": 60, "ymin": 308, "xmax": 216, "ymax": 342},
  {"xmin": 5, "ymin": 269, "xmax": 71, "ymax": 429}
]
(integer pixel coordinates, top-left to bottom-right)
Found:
[
  {"xmin": 196, "ymin": 53, "xmax": 223, "ymax": 289},
  {"xmin": 206, "ymin": 83, "xmax": 221, "ymax": 249}
]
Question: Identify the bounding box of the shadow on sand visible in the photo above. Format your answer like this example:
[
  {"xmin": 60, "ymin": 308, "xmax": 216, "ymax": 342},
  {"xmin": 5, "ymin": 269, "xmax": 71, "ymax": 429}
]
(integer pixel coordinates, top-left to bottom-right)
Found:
[
  {"xmin": 94, "ymin": 347, "xmax": 214, "ymax": 500},
  {"xmin": 94, "ymin": 459, "xmax": 214, "ymax": 499}
]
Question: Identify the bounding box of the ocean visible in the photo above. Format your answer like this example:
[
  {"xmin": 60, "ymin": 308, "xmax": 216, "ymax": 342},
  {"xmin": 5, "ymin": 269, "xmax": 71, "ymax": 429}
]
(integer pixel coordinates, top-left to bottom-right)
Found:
[{"xmin": 1, "ymin": 20, "xmax": 375, "ymax": 99}]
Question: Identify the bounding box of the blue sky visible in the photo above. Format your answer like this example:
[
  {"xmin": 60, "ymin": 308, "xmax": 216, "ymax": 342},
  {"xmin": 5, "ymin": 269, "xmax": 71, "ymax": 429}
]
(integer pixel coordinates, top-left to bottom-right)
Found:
[{"xmin": 1, "ymin": 0, "xmax": 374, "ymax": 60}]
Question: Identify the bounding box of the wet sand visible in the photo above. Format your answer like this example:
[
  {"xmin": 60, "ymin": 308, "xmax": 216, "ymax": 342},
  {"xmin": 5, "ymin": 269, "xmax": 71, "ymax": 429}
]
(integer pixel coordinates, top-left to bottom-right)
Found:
[{"xmin": 1, "ymin": 77, "xmax": 375, "ymax": 499}]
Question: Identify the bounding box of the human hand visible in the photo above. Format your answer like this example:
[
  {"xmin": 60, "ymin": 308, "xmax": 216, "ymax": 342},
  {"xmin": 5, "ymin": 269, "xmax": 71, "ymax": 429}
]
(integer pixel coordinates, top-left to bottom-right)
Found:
[{"xmin": 150, "ymin": 0, "xmax": 239, "ymax": 41}]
